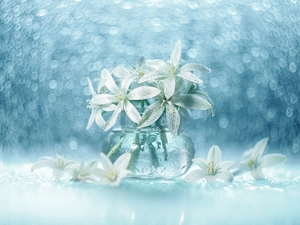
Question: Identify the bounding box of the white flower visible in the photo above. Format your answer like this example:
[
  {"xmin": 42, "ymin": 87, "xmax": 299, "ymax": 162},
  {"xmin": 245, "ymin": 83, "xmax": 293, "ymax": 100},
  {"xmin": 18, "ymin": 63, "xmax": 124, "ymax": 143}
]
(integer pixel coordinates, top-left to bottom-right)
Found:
[
  {"xmin": 138, "ymin": 84, "xmax": 212, "ymax": 137},
  {"xmin": 92, "ymin": 69, "xmax": 161, "ymax": 131},
  {"xmin": 31, "ymin": 154, "xmax": 74, "ymax": 182},
  {"xmin": 66, "ymin": 160, "xmax": 98, "ymax": 183},
  {"xmin": 112, "ymin": 57, "xmax": 147, "ymax": 82},
  {"xmin": 236, "ymin": 138, "xmax": 287, "ymax": 180},
  {"xmin": 90, "ymin": 152, "xmax": 131, "ymax": 187},
  {"xmin": 139, "ymin": 40, "xmax": 211, "ymax": 99},
  {"xmin": 184, "ymin": 145, "xmax": 234, "ymax": 183},
  {"xmin": 86, "ymin": 77, "xmax": 116, "ymax": 129}
]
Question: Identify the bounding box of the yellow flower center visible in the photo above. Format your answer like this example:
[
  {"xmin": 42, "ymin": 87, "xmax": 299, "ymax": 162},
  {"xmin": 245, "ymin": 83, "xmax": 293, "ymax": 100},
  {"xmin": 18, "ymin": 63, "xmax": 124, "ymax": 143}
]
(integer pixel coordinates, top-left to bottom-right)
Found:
[
  {"xmin": 115, "ymin": 94, "xmax": 124, "ymax": 101},
  {"xmin": 169, "ymin": 66, "xmax": 176, "ymax": 77},
  {"xmin": 248, "ymin": 159, "xmax": 255, "ymax": 169},
  {"xmin": 138, "ymin": 72, "xmax": 144, "ymax": 79},
  {"xmin": 57, "ymin": 157, "xmax": 65, "ymax": 169},
  {"xmin": 107, "ymin": 168, "xmax": 117, "ymax": 181},
  {"xmin": 207, "ymin": 161, "xmax": 218, "ymax": 175}
]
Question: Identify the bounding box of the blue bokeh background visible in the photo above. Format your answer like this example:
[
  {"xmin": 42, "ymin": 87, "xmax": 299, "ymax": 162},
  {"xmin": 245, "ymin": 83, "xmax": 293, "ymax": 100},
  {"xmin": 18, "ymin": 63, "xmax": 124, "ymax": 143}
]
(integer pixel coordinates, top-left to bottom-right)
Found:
[{"xmin": 1, "ymin": 0, "xmax": 299, "ymax": 162}]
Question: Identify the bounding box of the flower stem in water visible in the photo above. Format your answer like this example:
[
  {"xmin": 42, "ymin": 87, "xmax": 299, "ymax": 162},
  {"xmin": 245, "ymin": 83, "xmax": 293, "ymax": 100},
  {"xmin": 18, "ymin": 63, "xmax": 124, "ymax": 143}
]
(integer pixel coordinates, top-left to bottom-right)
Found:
[
  {"xmin": 127, "ymin": 133, "xmax": 142, "ymax": 171},
  {"xmin": 147, "ymin": 134, "xmax": 159, "ymax": 168},
  {"xmin": 107, "ymin": 133, "xmax": 126, "ymax": 159},
  {"xmin": 159, "ymin": 126, "xmax": 169, "ymax": 161}
]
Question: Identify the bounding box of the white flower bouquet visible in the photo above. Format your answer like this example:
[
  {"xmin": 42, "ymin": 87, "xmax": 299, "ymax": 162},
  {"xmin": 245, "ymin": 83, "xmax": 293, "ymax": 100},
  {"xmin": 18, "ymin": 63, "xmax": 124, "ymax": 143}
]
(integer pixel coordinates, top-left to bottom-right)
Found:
[
  {"xmin": 86, "ymin": 40, "xmax": 214, "ymax": 137},
  {"xmin": 85, "ymin": 40, "xmax": 215, "ymax": 178}
]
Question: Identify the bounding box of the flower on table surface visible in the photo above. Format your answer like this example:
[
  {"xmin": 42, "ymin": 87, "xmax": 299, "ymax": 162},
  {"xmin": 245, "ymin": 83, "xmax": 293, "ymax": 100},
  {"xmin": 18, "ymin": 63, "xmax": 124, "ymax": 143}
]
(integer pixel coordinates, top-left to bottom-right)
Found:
[
  {"xmin": 31, "ymin": 154, "xmax": 74, "ymax": 182},
  {"xmin": 66, "ymin": 160, "xmax": 98, "ymax": 183},
  {"xmin": 184, "ymin": 145, "xmax": 234, "ymax": 184},
  {"xmin": 90, "ymin": 152, "xmax": 131, "ymax": 187},
  {"xmin": 235, "ymin": 138, "xmax": 287, "ymax": 180},
  {"xmin": 88, "ymin": 69, "xmax": 161, "ymax": 131},
  {"xmin": 139, "ymin": 40, "xmax": 211, "ymax": 99}
]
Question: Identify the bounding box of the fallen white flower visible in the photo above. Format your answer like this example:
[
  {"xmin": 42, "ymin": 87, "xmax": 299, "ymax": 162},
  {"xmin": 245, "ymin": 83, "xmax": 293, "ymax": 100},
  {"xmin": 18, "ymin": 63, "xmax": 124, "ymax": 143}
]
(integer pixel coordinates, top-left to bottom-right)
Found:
[
  {"xmin": 31, "ymin": 154, "xmax": 74, "ymax": 182},
  {"xmin": 184, "ymin": 145, "xmax": 234, "ymax": 183},
  {"xmin": 66, "ymin": 160, "xmax": 98, "ymax": 183},
  {"xmin": 90, "ymin": 152, "xmax": 131, "ymax": 186},
  {"xmin": 236, "ymin": 137, "xmax": 287, "ymax": 180}
]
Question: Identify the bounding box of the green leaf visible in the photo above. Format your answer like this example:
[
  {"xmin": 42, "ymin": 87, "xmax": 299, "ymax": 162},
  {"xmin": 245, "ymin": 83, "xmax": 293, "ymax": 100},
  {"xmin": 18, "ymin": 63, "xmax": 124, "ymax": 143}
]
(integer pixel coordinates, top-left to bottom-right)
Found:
[{"xmin": 171, "ymin": 94, "xmax": 212, "ymax": 110}]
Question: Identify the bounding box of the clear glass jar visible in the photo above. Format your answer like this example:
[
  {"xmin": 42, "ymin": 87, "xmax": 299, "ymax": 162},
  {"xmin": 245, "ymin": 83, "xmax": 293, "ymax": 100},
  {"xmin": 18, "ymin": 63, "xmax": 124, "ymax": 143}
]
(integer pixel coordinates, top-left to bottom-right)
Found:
[{"xmin": 101, "ymin": 111, "xmax": 195, "ymax": 179}]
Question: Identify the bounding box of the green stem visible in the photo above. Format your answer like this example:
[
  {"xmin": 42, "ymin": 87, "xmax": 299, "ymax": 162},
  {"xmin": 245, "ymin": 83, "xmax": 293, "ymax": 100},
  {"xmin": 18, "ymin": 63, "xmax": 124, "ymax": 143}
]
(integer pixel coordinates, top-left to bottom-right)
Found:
[
  {"xmin": 159, "ymin": 125, "xmax": 169, "ymax": 161},
  {"xmin": 127, "ymin": 133, "xmax": 142, "ymax": 171},
  {"xmin": 107, "ymin": 133, "xmax": 126, "ymax": 159},
  {"xmin": 147, "ymin": 134, "xmax": 159, "ymax": 168}
]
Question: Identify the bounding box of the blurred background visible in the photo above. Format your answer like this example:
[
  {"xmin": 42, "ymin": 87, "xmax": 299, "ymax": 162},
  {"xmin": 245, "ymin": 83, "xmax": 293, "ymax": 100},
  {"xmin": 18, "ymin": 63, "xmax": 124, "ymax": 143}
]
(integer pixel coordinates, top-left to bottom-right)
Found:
[{"xmin": 1, "ymin": 0, "xmax": 299, "ymax": 163}]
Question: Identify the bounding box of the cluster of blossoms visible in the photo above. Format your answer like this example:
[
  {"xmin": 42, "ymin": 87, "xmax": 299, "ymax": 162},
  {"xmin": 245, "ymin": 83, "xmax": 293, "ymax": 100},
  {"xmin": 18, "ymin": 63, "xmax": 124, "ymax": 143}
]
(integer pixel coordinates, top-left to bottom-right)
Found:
[
  {"xmin": 31, "ymin": 138, "xmax": 286, "ymax": 186},
  {"xmin": 86, "ymin": 40, "xmax": 213, "ymax": 137},
  {"xmin": 31, "ymin": 152, "xmax": 131, "ymax": 186},
  {"xmin": 184, "ymin": 138, "xmax": 287, "ymax": 183}
]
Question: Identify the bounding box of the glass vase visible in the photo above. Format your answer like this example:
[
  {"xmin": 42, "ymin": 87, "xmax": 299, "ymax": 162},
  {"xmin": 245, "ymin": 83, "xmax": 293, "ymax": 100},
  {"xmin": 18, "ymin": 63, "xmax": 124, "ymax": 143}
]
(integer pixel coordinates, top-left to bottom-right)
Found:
[{"xmin": 101, "ymin": 111, "xmax": 195, "ymax": 180}]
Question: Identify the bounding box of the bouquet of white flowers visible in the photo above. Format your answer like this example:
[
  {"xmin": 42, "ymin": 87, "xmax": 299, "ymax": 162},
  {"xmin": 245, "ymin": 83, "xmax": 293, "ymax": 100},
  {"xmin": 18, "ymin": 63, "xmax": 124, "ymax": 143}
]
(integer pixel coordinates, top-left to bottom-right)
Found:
[
  {"xmin": 86, "ymin": 40, "xmax": 214, "ymax": 179},
  {"xmin": 87, "ymin": 40, "xmax": 214, "ymax": 136}
]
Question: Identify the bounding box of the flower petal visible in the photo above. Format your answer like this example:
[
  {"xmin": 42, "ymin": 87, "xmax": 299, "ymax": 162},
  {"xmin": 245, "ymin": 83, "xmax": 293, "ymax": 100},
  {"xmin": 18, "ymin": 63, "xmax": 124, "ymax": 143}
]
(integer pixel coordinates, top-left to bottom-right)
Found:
[
  {"xmin": 170, "ymin": 40, "xmax": 182, "ymax": 68},
  {"xmin": 114, "ymin": 152, "xmax": 131, "ymax": 171},
  {"xmin": 100, "ymin": 153, "xmax": 114, "ymax": 171},
  {"xmin": 146, "ymin": 59, "xmax": 168, "ymax": 70},
  {"xmin": 252, "ymin": 137, "xmax": 269, "ymax": 159},
  {"xmin": 177, "ymin": 71, "xmax": 203, "ymax": 84},
  {"xmin": 184, "ymin": 169, "xmax": 206, "ymax": 182},
  {"xmin": 192, "ymin": 158, "xmax": 207, "ymax": 171},
  {"xmin": 86, "ymin": 108, "xmax": 97, "ymax": 129},
  {"xmin": 171, "ymin": 94, "xmax": 212, "ymax": 110},
  {"xmin": 124, "ymin": 100, "xmax": 141, "ymax": 124},
  {"xmin": 259, "ymin": 154, "xmax": 287, "ymax": 168},
  {"xmin": 136, "ymin": 56, "xmax": 146, "ymax": 71},
  {"xmin": 207, "ymin": 145, "xmax": 221, "ymax": 165},
  {"xmin": 53, "ymin": 169, "xmax": 65, "ymax": 182},
  {"xmin": 89, "ymin": 167, "xmax": 106, "ymax": 178},
  {"xmin": 251, "ymin": 168, "xmax": 265, "ymax": 180},
  {"xmin": 138, "ymin": 101, "xmax": 165, "ymax": 128},
  {"xmin": 117, "ymin": 169, "xmax": 131, "ymax": 179},
  {"xmin": 101, "ymin": 69, "xmax": 119, "ymax": 94},
  {"xmin": 95, "ymin": 109, "xmax": 106, "ymax": 128},
  {"xmin": 127, "ymin": 86, "xmax": 161, "ymax": 100},
  {"xmin": 87, "ymin": 77, "xmax": 97, "ymax": 96},
  {"xmin": 112, "ymin": 67, "xmax": 131, "ymax": 78},
  {"xmin": 215, "ymin": 170, "xmax": 234, "ymax": 182},
  {"xmin": 92, "ymin": 94, "xmax": 117, "ymax": 105},
  {"xmin": 179, "ymin": 63, "xmax": 211, "ymax": 73},
  {"xmin": 97, "ymin": 78, "xmax": 106, "ymax": 94},
  {"xmin": 121, "ymin": 75, "xmax": 135, "ymax": 93},
  {"xmin": 102, "ymin": 103, "xmax": 117, "ymax": 111},
  {"xmin": 104, "ymin": 103, "xmax": 123, "ymax": 131},
  {"xmin": 31, "ymin": 160, "xmax": 54, "ymax": 172},
  {"xmin": 138, "ymin": 71, "xmax": 166, "ymax": 83},
  {"xmin": 166, "ymin": 102, "xmax": 180, "ymax": 137},
  {"xmin": 205, "ymin": 175, "xmax": 216, "ymax": 184},
  {"xmin": 164, "ymin": 78, "xmax": 176, "ymax": 99}
]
